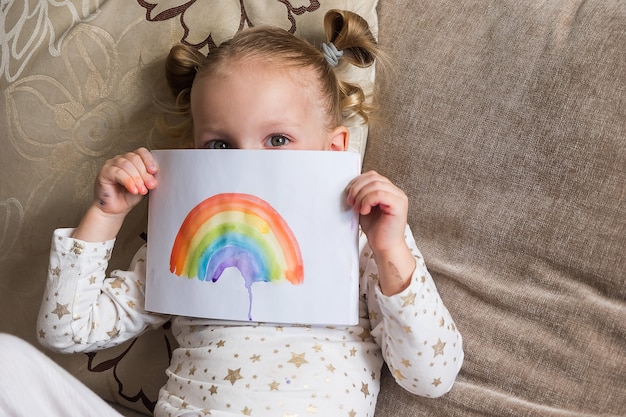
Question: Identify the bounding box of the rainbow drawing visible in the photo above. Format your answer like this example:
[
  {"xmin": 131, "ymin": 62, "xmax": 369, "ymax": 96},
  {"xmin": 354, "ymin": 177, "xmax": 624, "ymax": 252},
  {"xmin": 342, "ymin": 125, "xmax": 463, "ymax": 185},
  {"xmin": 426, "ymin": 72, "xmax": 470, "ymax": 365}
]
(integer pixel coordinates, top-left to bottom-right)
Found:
[{"xmin": 169, "ymin": 193, "xmax": 304, "ymax": 320}]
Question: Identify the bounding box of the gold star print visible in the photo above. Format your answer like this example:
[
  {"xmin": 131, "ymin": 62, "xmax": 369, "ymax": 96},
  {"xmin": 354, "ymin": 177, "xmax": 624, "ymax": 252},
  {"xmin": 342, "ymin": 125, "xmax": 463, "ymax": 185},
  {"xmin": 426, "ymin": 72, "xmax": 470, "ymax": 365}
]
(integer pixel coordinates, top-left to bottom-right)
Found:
[
  {"xmin": 107, "ymin": 328, "xmax": 120, "ymax": 338},
  {"xmin": 89, "ymin": 276, "xmax": 97, "ymax": 285},
  {"xmin": 348, "ymin": 410, "xmax": 357, "ymax": 417},
  {"xmin": 51, "ymin": 266, "xmax": 61, "ymax": 277},
  {"xmin": 241, "ymin": 406, "xmax": 252, "ymax": 415},
  {"xmin": 109, "ymin": 277, "xmax": 124, "ymax": 289},
  {"xmin": 439, "ymin": 317, "xmax": 445, "ymax": 327},
  {"xmin": 174, "ymin": 363, "xmax": 183, "ymax": 374},
  {"xmin": 326, "ymin": 364, "xmax": 336, "ymax": 373},
  {"xmin": 209, "ymin": 385, "xmax": 218, "ymax": 395},
  {"xmin": 250, "ymin": 354, "xmax": 261, "ymax": 362},
  {"xmin": 269, "ymin": 380, "xmax": 280, "ymax": 391},
  {"xmin": 393, "ymin": 369, "xmax": 406, "ymax": 381},
  {"xmin": 312, "ymin": 343, "xmax": 323, "ymax": 353},
  {"xmin": 349, "ymin": 347, "xmax": 357, "ymax": 357},
  {"xmin": 357, "ymin": 328, "xmax": 370, "ymax": 341},
  {"xmin": 216, "ymin": 339, "xmax": 226, "ymax": 348},
  {"xmin": 432, "ymin": 338, "xmax": 446, "ymax": 357},
  {"xmin": 51, "ymin": 302, "xmax": 70, "ymax": 319},
  {"xmin": 127, "ymin": 300, "xmax": 136, "ymax": 309},
  {"xmin": 38, "ymin": 329, "xmax": 46, "ymax": 339},
  {"xmin": 401, "ymin": 290, "xmax": 417, "ymax": 307},
  {"xmin": 432, "ymin": 378, "xmax": 442, "ymax": 387},
  {"xmin": 189, "ymin": 365, "xmax": 197, "ymax": 376},
  {"xmin": 288, "ymin": 352, "xmax": 309, "ymax": 368},
  {"xmin": 401, "ymin": 358, "xmax": 412, "ymax": 367},
  {"xmin": 224, "ymin": 368, "xmax": 244, "ymax": 385},
  {"xmin": 71, "ymin": 241, "xmax": 84, "ymax": 255},
  {"xmin": 361, "ymin": 382, "xmax": 370, "ymax": 398}
]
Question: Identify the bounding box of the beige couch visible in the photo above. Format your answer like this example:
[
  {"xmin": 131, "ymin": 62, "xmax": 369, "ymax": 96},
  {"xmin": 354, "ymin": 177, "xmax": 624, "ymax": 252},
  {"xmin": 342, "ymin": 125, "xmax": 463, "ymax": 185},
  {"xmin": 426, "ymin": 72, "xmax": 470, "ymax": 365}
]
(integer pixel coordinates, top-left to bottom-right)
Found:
[{"xmin": 1, "ymin": 1, "xmax": 624, "ymax": 416}]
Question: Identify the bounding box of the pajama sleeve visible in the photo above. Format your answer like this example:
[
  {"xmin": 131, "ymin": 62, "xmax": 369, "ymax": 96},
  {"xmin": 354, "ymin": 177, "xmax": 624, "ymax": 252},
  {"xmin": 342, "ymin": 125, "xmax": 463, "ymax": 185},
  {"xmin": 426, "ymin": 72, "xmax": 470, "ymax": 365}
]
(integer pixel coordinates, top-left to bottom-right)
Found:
[
  {"xmin": 37, "ymin": 228, "xmax": 170, "ymax": 353},
  {"xmin": 363, "ymin": 225, "xmax": 464, "ymax": 397}
]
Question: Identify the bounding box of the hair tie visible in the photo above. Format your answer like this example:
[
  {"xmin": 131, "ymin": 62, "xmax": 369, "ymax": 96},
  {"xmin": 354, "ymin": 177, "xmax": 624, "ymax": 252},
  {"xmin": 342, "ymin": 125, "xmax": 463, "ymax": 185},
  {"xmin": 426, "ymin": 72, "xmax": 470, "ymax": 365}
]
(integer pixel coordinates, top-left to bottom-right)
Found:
[{"xmin": 322, "ymin": 42, "xmax": 344, "ymax": 67}]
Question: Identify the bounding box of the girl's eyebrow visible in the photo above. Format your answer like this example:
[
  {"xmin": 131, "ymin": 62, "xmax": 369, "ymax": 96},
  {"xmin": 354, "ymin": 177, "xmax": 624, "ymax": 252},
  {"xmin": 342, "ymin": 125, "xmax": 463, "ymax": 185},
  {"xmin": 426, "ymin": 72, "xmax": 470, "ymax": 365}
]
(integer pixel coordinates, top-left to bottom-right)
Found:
[{"xmin": 260, "ymin": 120, "xmax": 303, "ymax": 131}]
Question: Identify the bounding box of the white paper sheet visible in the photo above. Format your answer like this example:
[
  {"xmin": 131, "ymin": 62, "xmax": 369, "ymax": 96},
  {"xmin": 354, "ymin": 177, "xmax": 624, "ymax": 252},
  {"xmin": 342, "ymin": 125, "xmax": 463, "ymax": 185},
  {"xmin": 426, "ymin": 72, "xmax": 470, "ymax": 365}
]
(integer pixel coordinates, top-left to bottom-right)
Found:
[{"xmin": 145, "ymin": 150, "xmax": 361, "ymax": 325}]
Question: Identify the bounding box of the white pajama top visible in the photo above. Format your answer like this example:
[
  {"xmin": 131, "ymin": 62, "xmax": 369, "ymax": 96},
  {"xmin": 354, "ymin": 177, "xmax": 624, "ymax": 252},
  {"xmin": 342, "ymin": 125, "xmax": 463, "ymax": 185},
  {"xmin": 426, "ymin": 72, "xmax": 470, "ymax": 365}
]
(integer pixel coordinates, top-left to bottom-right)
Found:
[{"xmin": 38, "ymin": 226, "xmax": 463, "ymax": 417}]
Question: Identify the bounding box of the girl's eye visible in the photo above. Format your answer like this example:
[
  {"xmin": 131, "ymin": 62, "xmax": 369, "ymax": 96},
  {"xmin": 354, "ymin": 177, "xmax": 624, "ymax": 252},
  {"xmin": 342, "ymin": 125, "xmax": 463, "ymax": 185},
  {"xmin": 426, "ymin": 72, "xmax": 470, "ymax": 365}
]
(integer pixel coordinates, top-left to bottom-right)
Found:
[
  {"xmin": 205, "ymin": 140, "xmax": 230, "ymax": 149},
  {"xmin": 266, "ymin": 135, "xmax": 290, "ymax": 147}
]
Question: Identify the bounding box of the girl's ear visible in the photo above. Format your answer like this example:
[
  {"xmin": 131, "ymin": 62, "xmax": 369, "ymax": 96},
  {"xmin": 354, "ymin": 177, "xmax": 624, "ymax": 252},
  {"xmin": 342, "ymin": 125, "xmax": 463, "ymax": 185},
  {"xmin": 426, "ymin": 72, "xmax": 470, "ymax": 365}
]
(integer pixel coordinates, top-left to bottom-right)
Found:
[{"xmin": 329, "ymin": 125, "xmax": 350, "ymax": 151}]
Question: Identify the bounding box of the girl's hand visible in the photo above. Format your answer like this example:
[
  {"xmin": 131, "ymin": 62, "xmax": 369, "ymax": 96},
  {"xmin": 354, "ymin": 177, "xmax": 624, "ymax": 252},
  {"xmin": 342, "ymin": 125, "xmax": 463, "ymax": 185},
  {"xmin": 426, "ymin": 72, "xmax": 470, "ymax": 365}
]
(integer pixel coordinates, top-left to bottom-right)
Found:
[
  {"xmin": 95, "ymin": 147, "xmax": 159, "ymax": 216},
  {"xmin": 72, "ymin": 148, "xmax": 158, "ymax": 242},
  {"xmin": 346, "ymin": 171, "xmax": 415, "ymax": 295},
  {"xmin": 346, "ymin": 170, "xmax": 409, "ymax": 255}
]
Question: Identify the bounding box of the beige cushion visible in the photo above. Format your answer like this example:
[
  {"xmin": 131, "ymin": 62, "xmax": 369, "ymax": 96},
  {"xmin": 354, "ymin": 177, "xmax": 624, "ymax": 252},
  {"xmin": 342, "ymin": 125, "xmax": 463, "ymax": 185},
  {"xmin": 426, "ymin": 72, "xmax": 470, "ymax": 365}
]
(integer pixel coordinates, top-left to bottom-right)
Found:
[
  {"xmin": 371, "ymin": 1, "xmax": 626, "ymax": 416},
  {"xmin": 0, "ymin": 1, "xmax": 377, "ymax": 415}
]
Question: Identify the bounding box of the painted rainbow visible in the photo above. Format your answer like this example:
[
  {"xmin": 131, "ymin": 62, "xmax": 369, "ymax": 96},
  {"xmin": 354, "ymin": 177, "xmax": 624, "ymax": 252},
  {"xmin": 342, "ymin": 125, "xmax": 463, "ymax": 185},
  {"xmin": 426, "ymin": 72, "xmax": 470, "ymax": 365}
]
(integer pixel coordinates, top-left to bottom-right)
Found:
[{"xmin": 170, "ymin": 193, "xmax": 304, "ymax": 289}]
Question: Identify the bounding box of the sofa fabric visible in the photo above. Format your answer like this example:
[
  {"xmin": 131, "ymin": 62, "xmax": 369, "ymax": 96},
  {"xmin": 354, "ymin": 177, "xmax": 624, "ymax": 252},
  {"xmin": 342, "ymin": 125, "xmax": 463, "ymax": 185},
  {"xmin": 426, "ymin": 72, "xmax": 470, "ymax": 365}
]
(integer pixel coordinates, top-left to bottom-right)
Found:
[
  {"xmin": 370, "ymin": 1, "xmax": 625, "ymax": 416},
  {"xmin": 1, "ymin": 1, "xmax": 624, "ymax": 416}
]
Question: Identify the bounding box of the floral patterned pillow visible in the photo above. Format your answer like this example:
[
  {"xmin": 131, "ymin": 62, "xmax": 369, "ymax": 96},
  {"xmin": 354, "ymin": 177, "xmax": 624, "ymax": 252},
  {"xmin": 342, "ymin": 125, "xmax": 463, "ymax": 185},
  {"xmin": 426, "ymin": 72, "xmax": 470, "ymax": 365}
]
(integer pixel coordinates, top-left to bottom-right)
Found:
[{"xmin": 0, "ymin": 1, "xmax": 377, "ymax": 415}]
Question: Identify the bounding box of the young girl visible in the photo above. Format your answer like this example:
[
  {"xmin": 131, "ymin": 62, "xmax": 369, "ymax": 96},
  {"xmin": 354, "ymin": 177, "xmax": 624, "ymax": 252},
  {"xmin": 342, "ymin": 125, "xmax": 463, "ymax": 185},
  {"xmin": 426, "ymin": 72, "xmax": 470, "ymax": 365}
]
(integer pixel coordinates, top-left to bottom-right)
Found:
[{"xmin": 30, "ymin": 9, "xmax": 462, "ymax": 417}]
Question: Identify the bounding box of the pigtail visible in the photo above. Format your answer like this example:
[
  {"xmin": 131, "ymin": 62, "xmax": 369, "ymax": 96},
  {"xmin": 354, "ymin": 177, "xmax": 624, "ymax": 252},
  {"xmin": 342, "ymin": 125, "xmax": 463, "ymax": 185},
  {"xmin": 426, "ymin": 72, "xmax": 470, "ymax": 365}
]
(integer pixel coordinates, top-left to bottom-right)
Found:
[
  {"xmin": 324, "ymin": 10, "xmax": 377, "ymax": 68},
  {"xmin": 154, "ymin": 44, "xmax": 206, "ymax": 148},
  {"xmin": 165, "ymin": 44, "xmax": 206, "ymax": 99},
  {"xmin": 323, "ymin": 9, "xmax": 382, "ymax": 123}
]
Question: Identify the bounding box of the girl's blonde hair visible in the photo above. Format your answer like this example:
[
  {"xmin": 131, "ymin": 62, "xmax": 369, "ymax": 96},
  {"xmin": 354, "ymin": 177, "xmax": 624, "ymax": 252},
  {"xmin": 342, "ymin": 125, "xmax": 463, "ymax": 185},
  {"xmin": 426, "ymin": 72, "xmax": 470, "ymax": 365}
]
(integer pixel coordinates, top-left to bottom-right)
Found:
[{"xmin": 155, "ymin": 9, "xmax": 381, "ymax": 148}]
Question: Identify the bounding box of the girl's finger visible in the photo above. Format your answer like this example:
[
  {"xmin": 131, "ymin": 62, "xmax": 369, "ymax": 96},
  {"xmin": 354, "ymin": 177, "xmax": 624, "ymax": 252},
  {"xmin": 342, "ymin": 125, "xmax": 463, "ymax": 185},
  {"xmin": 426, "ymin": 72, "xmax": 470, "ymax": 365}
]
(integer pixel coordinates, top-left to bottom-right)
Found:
[
  {"xmin": 105, "ymin": 165, "xmax": 143, "ymax": 195},
  {"xmin": 350, "ymin": 179, "xmax": 401, "ymax": 212},
  {"xmin": 135, "ymin": 147, "xmax": 159, "ymax": 175},
  {"xmin": 346, "ymin": 170, "xmax": 383, "ymax": 205},
  {"xmin": 112, "ymin": 151, "xmax": 157, "ymax": 194}
]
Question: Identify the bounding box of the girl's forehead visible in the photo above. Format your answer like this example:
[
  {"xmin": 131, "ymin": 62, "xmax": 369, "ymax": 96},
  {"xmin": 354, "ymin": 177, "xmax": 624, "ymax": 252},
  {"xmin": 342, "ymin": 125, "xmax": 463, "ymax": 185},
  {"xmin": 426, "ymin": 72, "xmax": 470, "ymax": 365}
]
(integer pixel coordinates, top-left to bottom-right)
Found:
[
  {"xmin": 206, "ymin": 56, "xmax": 313, "ymax": 80},
  {"xmin": 190, "ymin": 61, "xmax": 332, "ymax": 130},
  {"xmin": 196, "ymin": 60, "xmax": 322, "ymax": 99}
]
